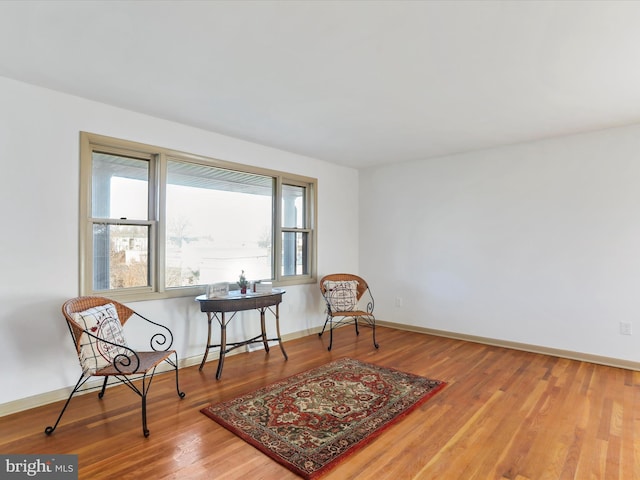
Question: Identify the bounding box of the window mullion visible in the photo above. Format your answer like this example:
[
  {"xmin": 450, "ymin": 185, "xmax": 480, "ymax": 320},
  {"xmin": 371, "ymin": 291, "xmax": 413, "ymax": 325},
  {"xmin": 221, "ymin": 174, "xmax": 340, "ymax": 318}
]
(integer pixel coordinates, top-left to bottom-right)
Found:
[
  {"xmin": 274, "ymin": 176, "xmax": 283, "ymax": 282},
  {"xmin": 155, "ymin": 153, "xmax": 166, "ymax": 293}
]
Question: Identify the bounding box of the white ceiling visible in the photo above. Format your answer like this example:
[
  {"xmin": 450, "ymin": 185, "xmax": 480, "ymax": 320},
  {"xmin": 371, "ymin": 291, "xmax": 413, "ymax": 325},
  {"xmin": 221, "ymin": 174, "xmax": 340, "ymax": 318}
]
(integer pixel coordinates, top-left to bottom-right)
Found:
[{"xmin": 2, "ymin": 0, "xmax": 640, "ymax": 169}]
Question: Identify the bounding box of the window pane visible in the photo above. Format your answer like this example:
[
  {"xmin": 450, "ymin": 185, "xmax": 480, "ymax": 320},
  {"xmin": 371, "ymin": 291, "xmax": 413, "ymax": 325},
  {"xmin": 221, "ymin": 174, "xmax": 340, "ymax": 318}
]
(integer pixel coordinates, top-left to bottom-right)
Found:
[
  {"xmin": 282, "ymin": 231, "xmax": 308, "ymax": 276},
  {"xmin": 166, "ymin": 161, "xmax": 274, "ymax": 287},
  {"xmin": 92, "ymin": 152, "xmax": 148, "ymax": 219},
  {"xmin": 93, "ymin": 223, "xmax": 150, "ymax": 290},
  {"xmin": 282, "ymin": 184, "xmax": 305, "ymax": 228}
]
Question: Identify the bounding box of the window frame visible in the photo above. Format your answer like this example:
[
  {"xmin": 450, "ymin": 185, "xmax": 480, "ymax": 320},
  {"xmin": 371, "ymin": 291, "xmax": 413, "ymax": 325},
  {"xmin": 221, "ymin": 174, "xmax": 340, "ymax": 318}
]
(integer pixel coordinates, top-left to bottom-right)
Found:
[
  {"xmin": 280, "ymin": 180, "xmax": 314, "ymax": 278},
  {"xmin": 79, "ymin": 132, "xmax": 317, "ymax": 301}
]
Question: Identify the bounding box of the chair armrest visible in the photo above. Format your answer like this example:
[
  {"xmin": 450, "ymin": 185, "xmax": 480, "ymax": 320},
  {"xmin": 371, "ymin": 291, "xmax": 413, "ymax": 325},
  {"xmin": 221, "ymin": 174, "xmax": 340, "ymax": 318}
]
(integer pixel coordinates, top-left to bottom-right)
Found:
[
  {"xmin": 363, "ymin": 287, "xmax": 375, "ymax": 315},
  {"xmin": 81, "ymin": 329, "xmax": 141, "ymax": 374},
  {"xmin": 131, "ymin": 312, "xmax": 175, "ymax": 352},
  {"xmin": 321, "ymin": 294, "xmax": 334, "ymax": 314}
]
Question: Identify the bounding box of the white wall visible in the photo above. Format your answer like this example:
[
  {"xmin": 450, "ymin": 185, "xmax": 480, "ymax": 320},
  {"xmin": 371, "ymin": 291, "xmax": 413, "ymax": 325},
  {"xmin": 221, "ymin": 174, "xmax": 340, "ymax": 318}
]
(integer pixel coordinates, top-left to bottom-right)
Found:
[
  {"xmin": 0, "ymin": 76, "xmax": 359, "ymax": 407},
  {"xmin": 360, "ymin": 124, "xmax": 640, "ymax": 362}
]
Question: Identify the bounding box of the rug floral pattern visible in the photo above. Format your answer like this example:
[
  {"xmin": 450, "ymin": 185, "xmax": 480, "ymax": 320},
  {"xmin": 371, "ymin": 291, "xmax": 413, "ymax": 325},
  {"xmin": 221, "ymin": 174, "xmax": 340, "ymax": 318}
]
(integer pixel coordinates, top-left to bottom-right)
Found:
[{"xmin": 201, "ymin": 358, "xmax": 445, "ymax": 479}]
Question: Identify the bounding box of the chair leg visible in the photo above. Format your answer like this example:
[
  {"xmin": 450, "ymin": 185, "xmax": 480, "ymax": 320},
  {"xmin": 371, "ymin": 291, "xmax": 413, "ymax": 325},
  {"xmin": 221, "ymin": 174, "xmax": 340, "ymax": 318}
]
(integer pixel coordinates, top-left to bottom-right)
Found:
[
  {"xmin": 139, "ymin": 357, "xmax": 186, "ymax": 438},
  {"xmin": 141, "ymin": 389, "xmax": 149, "ymax": 438},
  {"xmin": 44, "ymin": 374, "xmax": 87, "ymax": 435},
  {"xmin": 372, "ymin": 319, "xmax": 379, "ymax": 349},
  {"xmin": 328, "ymin": 317, "xmax": 334, "ymax": 351},
  {"xmin": 138, "ymin": 370, "xmax": 154, "ymax": 438},
  {"xmin": 354, "ymin": 317, "xmax": 360, "ymax": 336},
  {"xmin": 318, "ymin": 314, "xmax": 330, "ymax": 337},
  {"xmin": 98, "ymin": 377, "xmax": 108, "ymax": 399},
  {"xmin": 169, "ymin": 352, "xmax": 186, "ymax": 399}
]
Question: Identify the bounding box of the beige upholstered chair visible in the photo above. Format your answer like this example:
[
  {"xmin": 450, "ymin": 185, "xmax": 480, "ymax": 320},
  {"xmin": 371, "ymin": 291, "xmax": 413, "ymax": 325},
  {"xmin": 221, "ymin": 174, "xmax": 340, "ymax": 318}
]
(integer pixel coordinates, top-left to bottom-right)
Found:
[
  {"xmin": 45, "ymin": 296, "xmax": 185, "ymax": 437},
  {"xmin": 319, "ymin": 273, "xmax": 379, "ymax": 351}
]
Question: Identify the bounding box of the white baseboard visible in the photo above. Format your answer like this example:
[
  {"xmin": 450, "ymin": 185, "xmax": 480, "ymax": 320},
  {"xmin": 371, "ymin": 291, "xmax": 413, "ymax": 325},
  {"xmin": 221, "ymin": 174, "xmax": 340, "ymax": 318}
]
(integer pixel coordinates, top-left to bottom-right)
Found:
[
  {"xmin": 0, "ymin": 327, "xmax": 321, "ymax": 417},
  {"xmin": 376, "ymin": 320, "xmax": 640, "ymax": 372},
  {"xmin": 11, "ymin": 321, "xmax": 629, "ymax": 418}
]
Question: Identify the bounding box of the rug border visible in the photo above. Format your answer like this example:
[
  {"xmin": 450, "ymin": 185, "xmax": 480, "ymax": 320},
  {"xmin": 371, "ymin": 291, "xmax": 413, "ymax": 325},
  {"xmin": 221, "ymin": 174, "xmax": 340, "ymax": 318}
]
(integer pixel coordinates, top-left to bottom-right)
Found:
[{"xmin": 200, "ymin": 357, "xmax": 447, "ymax": 479}]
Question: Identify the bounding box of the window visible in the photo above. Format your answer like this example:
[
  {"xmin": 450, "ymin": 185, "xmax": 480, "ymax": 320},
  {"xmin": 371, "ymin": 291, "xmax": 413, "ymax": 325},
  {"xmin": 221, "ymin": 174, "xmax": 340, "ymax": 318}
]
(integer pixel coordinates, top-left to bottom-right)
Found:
[
  {"xmin": 282, "ymin": 184, "xmax": 310, "ymax": 276},
  {"xmin": 80, "ymin": 132, "xmax": 317, "ymax": 300},
  {"xmin": 90, "ymin": 152, "xmax": 153, "ymax": 291}
]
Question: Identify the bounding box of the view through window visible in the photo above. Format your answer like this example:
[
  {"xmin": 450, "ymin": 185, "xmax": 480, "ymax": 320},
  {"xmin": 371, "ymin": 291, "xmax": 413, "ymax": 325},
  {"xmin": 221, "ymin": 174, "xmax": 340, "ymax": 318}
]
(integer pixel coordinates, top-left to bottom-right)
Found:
[{"xmin": 165, "ymin": 160, "xmax": 273, "ymax": 287}]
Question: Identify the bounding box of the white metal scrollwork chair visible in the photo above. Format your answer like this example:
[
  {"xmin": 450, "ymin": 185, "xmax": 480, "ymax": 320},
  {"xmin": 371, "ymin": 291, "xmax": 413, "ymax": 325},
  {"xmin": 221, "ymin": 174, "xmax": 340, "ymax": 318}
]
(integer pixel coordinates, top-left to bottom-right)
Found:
[
  {"xmin": 45, "ymin": 296, "xmax": 185, "ymax": 437},
  {"xmin": 319, "ymin": 273, "xmax": 379, "ymax": 351}
]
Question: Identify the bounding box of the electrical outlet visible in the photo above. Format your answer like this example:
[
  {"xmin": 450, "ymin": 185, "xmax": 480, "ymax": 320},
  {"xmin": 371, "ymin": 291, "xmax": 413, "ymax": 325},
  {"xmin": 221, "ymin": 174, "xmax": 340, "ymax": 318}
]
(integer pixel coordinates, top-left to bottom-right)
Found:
[
  {"xmin": 395, "ymin": 297, "xmax": 403, "ymax": 308},
  {"xmin": 620, "ymin": 322, "xmax": 632, "ymax": 335}
]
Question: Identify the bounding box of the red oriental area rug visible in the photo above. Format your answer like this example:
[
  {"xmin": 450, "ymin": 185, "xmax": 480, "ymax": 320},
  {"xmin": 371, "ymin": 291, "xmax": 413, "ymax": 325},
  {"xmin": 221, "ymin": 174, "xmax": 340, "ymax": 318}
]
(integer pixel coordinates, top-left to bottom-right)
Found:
[{"xmin": 200, "ymin": 357, "xmax": 446, "ymax": 479}]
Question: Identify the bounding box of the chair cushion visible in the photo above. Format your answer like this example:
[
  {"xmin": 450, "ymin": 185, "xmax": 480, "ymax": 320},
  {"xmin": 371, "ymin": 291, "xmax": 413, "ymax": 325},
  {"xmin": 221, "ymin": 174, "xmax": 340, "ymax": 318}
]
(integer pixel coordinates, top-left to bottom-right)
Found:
[
  {"xmin": 324, "ymin": 280, "xmax": 359, "ymax": 312},
  {"xmin": 75, "ymin": 303, "xmax": 129, "ymax": 375}
]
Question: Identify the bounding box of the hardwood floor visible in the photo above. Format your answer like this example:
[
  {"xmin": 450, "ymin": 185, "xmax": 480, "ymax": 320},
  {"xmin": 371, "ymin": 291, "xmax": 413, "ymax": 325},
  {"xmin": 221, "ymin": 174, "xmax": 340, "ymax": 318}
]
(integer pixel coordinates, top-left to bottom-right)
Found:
[{"xmin": 2, "ymin": 326, "xmax": 639, "ymax": 479}]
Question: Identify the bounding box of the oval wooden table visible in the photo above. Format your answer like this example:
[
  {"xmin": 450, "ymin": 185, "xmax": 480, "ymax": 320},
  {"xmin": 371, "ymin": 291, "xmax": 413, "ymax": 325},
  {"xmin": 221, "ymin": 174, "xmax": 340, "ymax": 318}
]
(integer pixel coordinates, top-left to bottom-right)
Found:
[{"xmin": 195, "ymin": 290, "xmax": 288, "ymax": 379}]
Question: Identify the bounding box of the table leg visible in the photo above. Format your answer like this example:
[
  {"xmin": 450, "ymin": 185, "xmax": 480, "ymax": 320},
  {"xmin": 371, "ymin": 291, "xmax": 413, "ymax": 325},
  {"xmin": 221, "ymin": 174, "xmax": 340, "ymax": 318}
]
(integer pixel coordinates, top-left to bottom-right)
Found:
[
  {"xmin": 260, "ymin": 308, "xmax": 270, "ymax": 352},
  {"xmin": 199, "ymin": 312, "xmax": 213, "ymax": 370},
  {"xmin": 275, "ymin": 303, "xmax": 288, "ymax": 360},
  {"xmin": 216, "ymin": 312, "xmax": 227, "ymax": 380}
]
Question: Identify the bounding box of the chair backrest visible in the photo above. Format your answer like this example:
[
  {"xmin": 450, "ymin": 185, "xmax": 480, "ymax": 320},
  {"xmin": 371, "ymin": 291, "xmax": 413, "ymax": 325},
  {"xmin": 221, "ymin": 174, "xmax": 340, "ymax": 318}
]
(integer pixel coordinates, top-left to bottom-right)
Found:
[
  {"xmin": 62, "ymin": 296, "xmax": 135, "ymax": 354},
  {"xmin": 320, "ymin": 273, "xmax": 369, "ymax": 302}
]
